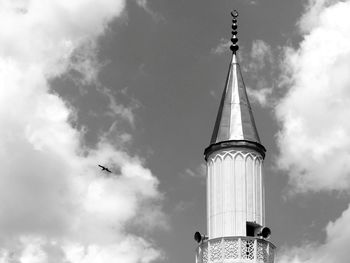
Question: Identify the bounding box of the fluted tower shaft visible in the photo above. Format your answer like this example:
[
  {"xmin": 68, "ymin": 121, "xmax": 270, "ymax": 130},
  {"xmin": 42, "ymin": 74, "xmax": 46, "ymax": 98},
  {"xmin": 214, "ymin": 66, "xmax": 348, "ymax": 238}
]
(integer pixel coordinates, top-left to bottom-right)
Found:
[{"xmin": 207, "ymin": 147, "xmax": 265, "ymax": 238}]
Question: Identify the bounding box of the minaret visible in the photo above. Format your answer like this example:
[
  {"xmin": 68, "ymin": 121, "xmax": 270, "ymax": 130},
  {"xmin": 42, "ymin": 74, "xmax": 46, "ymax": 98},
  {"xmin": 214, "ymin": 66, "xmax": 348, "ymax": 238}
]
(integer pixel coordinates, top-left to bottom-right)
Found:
[{"xmin": 195, "ymin": 11, "xmax": 275, "ymax": 263}]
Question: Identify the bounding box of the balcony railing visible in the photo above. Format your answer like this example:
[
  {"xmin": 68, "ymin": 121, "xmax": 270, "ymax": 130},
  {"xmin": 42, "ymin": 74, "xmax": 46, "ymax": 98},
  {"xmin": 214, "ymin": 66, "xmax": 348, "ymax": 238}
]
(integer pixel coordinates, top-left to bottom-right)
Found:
[{"xmin": 195, "ymin": 236, "xmax": 275, "ymax": 263}]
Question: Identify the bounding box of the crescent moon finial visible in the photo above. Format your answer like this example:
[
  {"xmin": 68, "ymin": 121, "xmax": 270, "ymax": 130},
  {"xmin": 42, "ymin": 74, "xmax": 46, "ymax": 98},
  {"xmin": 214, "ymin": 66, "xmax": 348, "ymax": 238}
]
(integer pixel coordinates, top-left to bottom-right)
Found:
[{"xmin": 231, "ymin": 10, "xmax": 238, "ymax": 18}]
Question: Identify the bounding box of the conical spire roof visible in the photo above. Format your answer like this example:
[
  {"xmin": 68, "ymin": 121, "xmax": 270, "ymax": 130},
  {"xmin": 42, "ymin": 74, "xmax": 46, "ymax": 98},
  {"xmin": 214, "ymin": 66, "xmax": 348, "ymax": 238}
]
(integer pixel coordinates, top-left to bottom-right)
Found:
[
  {"xmin": 204, "ymin": 10, "xmax": 265, "ymax": 160},
  {"xmin": 210, "ymin": 53, "xmax": 261, "ymax": 145}
]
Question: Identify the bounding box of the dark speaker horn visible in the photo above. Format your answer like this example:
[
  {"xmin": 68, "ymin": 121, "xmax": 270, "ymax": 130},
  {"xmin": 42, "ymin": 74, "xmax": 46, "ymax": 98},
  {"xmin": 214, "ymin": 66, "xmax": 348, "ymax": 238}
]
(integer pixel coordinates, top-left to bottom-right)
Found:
[
  {"xmin": 258, "ymin": 227, "xmax": 271, "ymax": 239},
  {"xmin": 194, "ymin": 231, "xmax": 202, "ymax": 243},
  {"xmin": 194, "ymin": 231, "xmax": 208, "ymax": 243}
]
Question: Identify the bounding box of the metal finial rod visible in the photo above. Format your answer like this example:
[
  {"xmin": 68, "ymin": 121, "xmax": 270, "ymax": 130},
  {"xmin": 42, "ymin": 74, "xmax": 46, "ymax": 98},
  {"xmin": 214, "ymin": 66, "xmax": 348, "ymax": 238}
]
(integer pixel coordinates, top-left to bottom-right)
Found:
[{"xmin": 230, "ymin": 10, "xmax": 239, "ymax": 53}]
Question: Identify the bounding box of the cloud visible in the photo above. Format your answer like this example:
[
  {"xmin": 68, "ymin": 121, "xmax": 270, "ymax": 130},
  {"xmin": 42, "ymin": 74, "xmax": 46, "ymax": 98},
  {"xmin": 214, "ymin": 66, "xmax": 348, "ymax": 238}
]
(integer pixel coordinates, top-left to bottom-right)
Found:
[
  {"xmin": 183, "ymin": 163, "xmax": 206, "ymax": 180},
  {"xmin": 235, "ymin": 0, "xmax": 258, "ymax": 5},
  {"xmin": 0, "ymin": 0, "xmax": 165, "ymax": 262},
  {"xmin": 244, "ymin": 40, "xmax": 276, "ymax": 106},
  {"xmin": 243, "ymin": 39, "xmax": 276, "ymax": 106},
  {"xmin": 277, "ymin": 204, "xmax": 350, "ymax": 263},
  {"xmin": 276, "ymin": 1, "xmax": 350, "ymax": 262},
  {"xmin": 211, "ymin": 38, "xmax": 231, "ymax": 55},
  {"xmin": 135, "ymin": 0, "xmax": 163, "ymax": 21},
  {"xmin": 250, "ymin": 40, "xmax": 273, "ymax": 69},
  {"xmin": 247, "ymin": 87, "xmax": 273, "ymax": 106},
  {"xmin": 276, "ymin": 0, "xmax": 350, "ymax": 193},
  {"xmin": 67, "ymin": 40, "xmax": 103, "ymax": 86},
  {"xmin": 298, "ymin": 0, "xmax": 339, "ymax": 33},
  {"xmin": 99, "ymin": 86, "xmax": 140, "ymax": 127}
]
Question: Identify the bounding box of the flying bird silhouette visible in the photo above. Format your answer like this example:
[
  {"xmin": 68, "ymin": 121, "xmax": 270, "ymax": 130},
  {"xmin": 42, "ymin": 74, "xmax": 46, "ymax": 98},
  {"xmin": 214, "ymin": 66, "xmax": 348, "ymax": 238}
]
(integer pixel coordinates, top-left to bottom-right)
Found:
[{"xmin": 98, "ymin": 164, "xmax": 112, "ymax": 173}]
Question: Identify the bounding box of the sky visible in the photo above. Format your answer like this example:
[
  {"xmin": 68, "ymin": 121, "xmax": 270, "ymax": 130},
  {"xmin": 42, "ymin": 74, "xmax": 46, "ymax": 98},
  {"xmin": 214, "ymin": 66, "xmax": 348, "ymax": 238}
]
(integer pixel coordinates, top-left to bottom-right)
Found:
[{"xmin": 1, "ymin": 0, "xmax": 350, "ymax": 262}]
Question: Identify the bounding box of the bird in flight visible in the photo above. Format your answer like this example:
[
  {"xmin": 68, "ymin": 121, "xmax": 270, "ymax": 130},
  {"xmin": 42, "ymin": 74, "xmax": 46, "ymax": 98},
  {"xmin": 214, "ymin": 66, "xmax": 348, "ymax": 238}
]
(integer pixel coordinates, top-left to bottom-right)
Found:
[{"xmin": 98, "ymin": 165, "xmax": 112, "ymax": 173}]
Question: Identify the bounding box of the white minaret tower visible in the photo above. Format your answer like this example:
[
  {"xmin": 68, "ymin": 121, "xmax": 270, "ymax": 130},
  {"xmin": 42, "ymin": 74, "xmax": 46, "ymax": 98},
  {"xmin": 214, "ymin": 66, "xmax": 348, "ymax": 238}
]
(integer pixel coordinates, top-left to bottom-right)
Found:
[{"xmin": 195, "ymin": 10, "xmax": 275, "ymax": 263}]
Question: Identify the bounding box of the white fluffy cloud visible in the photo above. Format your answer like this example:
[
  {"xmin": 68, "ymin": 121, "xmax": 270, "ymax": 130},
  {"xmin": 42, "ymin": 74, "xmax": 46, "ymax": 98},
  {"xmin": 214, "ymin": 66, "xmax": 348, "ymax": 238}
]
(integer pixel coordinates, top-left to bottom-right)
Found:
[
  {"xmin": 276, "ymin": 1, "xmax": 350, "ymax": 262},
  {"xmin": 0, "ymin": 0, "xmax": 165, "ymax": 262},
  {"xmin": 246, "ymin": 40, "xmax": 275, "ymax": 106},
  {"xmin": 135, "ymin": 0, "xmax": 162, "ymax": 21},
  {"xmin": 277, "ymin": 0, "xmax": 350, "ymax": 193},
  {"xmin": 278, "ymin": 204, "xmax": 350, "ymax": 263},
  {"xmin": 211, "ymin": 38, "xmax": 231, "ymax": 55}
]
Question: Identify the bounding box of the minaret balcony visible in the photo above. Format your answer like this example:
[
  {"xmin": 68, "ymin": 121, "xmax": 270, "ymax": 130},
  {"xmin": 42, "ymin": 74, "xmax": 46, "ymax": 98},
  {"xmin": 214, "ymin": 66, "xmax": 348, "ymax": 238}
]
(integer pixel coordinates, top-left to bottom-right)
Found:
[{"xmin": 195, "ymin": 236, "xmax": 275, "ymax": 263}]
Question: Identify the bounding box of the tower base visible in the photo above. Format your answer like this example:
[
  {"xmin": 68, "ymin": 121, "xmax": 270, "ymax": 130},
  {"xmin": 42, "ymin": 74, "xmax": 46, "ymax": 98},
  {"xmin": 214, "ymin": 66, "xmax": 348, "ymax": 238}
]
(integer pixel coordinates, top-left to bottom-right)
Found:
[{"xmin": 196, "ymin": 236, "xmax": 275, "ymax": 263}]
